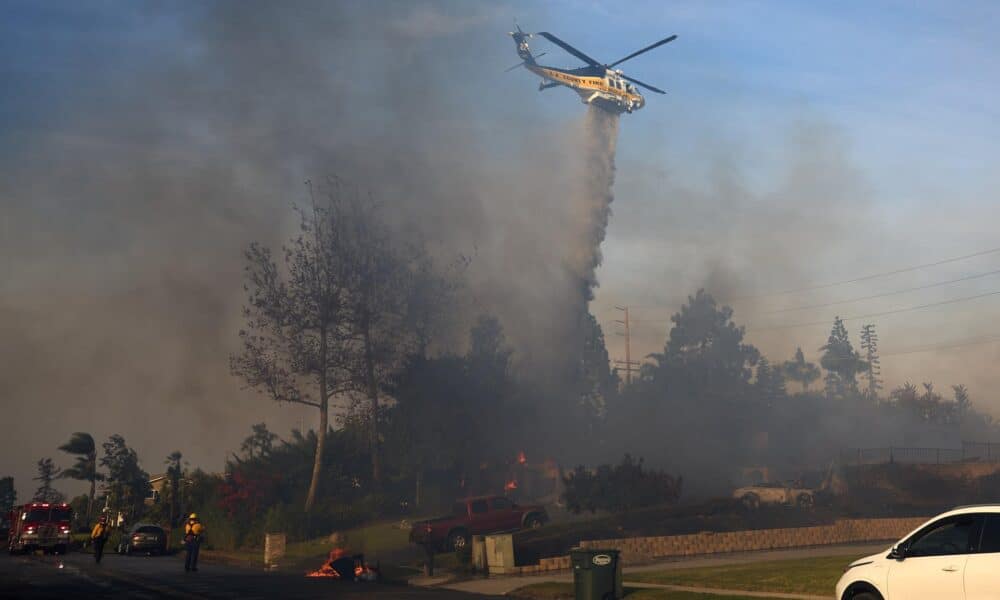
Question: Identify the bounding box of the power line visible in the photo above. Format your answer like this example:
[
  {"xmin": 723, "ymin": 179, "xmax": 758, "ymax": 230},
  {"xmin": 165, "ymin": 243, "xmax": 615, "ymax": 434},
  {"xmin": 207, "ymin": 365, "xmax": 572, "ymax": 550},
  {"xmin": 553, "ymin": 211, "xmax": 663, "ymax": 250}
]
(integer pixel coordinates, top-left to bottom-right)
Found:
[
  {"xmin": 611, "ymin": 246, "xmax": 1000, "ymax": 312},
  {"xmin": 882, "ymin": 334, "xmax": 1000, "ymax": 358},
  {"xmin": 759, "ymin": 268, "xmax": 1000, "ymax": 315},
  {"xmin": 748, "ymin": 289, "xmax": 1000, "ymax": 332},
  {"xmin": 728, "ymin": 245, "xmax": 1000, "ymax": 301},
  {"xmin": 822, "ymin": 333, "xmax": 1000, "ymax": 362}
]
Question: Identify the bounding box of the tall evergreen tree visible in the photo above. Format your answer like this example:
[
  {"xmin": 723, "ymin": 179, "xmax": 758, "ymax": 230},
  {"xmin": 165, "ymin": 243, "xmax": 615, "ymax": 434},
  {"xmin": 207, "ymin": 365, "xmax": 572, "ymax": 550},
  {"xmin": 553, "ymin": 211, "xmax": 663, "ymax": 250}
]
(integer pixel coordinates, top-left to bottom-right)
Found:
[
  {"xmin": 782, "ymin": 347, "xmax": 820, "ymax": 392},
  {"xmin": 0, "ymin": 477, "xmax": 16, "ymax": 514},
  {"xmin": 240, "ymin": 423, "xmax": 278, "ymax": 461},
  {"xmin": 579, "ymin": 312, "xmax": 618, "ymax": 421},
  {"xmin": 100, "ymin": 435, "xmax": 149, "ymax": 523},
  {"xmin": 953, "ymin": 384, "xmax": 971, "ymax": 418},
  {"xmin": 859, "ymin": 324, "xmax": 882, "ymax": 402},
  {"xmin": 820, "ymin": 317, "xmax": 867, "ymax": 400},
  {"xmin": 755, "ymin": 357, "xmax": 786, "ymax": 407},
  {"xmin": 57, "ymin": 432, "xmax": 101, "ymax": 521},
  {"xmin": 164, "ymin": 451, "xmax": 183, "ymax": 531},
  {"xmin": 32, "ymin": 458, "xmax": 63, "ymax": 503},
  {"xmin": 650, "ymin": 289, "xmax": 760, "ymax": 388}
]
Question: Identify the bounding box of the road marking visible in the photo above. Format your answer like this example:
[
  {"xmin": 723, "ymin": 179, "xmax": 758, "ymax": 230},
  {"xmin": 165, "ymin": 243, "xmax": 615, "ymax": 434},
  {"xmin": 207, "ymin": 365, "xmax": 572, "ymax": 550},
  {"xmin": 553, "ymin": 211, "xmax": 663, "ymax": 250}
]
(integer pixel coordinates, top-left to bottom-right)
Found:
[{"xmin": 625, "ymin": 581, "xmax": 832, "ymax": 599}]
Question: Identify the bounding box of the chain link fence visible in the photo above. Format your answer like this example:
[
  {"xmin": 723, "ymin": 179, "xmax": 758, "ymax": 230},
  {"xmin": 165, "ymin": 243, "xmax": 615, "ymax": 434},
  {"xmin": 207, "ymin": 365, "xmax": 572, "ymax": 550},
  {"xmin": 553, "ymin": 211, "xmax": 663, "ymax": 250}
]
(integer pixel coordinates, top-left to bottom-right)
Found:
[{"xmin": 842, "ymin": 442, "xmax": 1000, "ymax": 465}]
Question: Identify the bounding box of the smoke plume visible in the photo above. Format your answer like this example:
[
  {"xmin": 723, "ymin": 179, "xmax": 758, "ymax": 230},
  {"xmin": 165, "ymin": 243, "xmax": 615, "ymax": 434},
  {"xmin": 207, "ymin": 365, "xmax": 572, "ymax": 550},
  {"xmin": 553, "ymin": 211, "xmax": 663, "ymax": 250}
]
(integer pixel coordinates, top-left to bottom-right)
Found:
[{"xmin": 571, "ymin": 108, "xmax": 620, "ymax": 303}]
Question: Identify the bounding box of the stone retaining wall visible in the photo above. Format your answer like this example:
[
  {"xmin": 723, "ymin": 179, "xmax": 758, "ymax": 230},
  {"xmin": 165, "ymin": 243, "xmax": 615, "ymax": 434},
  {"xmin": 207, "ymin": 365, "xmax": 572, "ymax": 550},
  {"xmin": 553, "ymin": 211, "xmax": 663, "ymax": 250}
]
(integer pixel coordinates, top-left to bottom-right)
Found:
[
  {"xmin": 494, "ymin": 517, "xmax": 928, "ymax": 575},
  {"xmin": 578, "ymin": 517, "xmax": 928, "ymax": 563}
]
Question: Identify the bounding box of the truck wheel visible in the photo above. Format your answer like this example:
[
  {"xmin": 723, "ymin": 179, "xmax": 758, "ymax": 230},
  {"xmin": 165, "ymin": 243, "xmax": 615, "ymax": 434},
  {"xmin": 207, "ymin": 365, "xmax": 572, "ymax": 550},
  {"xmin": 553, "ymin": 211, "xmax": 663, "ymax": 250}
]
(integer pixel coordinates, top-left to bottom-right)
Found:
[
  {"xmin": 525, "ymin": 515, "xmax": 544, "ymax": 530},
  {"xmin": 448, "ymin": 530, "xmax": 470, "ymax": 552},
  {"xmin": 741, "ymin": 493, "xmax": 760, "ymax": 510},
  {"xmin": 796, "ymin": 493, "xmax": 814, "ymax": 508}
]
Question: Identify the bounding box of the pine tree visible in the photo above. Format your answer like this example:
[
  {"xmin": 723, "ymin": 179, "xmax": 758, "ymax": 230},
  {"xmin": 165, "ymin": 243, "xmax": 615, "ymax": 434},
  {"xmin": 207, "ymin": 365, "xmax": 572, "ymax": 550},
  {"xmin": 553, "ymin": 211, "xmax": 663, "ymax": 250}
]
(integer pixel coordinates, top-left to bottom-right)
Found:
[
  {"xmin": 32, "ymin": 458, "xmax": 64, "ymax": 503},
  {"xmin": 755, "ymin": 357, "xmax": 786, "ymax": 407},
  {"xmin": 240, "ymin": 424, "xmax": 277, "ymax": 461},
  {"xmin": 0, "ymin": 477, "xmax": 16, "ymax": 514},
  {"xmin": 859, "ymin": 324, "xmax": 882, "ymax": 402},
  {"xmin": 953, "ymin": 384, "xmax": 971, "ymax": 419},
  {"xmin": 164, "ymin": 451, "xmax": 183, "ymax": 531},
  {"xmin": 820, "ymin": 317, "xmax": 867, "ymax": 400}
]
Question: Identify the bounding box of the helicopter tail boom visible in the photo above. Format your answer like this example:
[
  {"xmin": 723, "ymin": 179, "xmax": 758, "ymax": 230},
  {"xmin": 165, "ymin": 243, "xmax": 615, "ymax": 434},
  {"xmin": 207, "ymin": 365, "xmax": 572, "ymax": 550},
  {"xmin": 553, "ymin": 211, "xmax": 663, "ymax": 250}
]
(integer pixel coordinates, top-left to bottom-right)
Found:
[{"xmin": 509, "ymin": 25, "xmax": 535, "ymax": 65}]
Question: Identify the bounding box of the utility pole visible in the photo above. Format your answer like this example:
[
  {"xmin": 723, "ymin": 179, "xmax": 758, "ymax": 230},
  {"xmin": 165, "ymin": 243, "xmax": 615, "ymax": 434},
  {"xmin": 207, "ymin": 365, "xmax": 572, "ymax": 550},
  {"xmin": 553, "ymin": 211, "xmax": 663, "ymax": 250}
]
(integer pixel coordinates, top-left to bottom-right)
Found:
[{"xmin": 614, "ymin": 305, "xmax": 640, "ymax": 386}]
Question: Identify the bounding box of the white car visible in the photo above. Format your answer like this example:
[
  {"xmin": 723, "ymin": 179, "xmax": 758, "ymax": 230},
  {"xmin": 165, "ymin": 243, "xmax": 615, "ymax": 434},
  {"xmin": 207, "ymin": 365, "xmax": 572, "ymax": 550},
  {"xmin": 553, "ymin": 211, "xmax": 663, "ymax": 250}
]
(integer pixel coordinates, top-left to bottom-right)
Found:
[
  {"xmin": 733, "ymin": 482, "xmax": 815, "ymax": 509},
  {"xmin": 836, "ymin": 505, "xmax": 1000, "ymax": 599}
]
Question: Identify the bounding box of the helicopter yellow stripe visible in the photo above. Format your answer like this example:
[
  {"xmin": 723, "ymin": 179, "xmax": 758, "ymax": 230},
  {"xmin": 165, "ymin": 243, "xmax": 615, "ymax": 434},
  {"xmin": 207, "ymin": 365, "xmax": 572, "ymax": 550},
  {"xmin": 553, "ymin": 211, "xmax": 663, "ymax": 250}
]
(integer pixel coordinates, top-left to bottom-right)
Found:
[{"xmin": 529, "ymin": 65, "xmax": 641, "ymax": 102}]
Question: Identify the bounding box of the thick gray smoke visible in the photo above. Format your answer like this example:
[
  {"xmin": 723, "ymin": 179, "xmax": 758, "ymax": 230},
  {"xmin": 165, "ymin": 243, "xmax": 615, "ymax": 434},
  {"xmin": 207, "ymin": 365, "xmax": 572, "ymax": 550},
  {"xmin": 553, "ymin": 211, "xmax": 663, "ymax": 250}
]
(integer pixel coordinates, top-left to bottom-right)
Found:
[{"xmin": 0, "ymin": 1, "xmax": 625, "ymax": 497}]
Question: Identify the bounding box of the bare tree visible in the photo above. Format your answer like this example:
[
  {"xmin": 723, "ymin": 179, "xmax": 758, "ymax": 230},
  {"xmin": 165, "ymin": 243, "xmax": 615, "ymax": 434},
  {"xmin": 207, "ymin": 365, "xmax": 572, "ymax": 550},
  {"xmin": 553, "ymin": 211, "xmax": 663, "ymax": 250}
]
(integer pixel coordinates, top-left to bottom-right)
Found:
[{"xmin": 231, "ymin": 190, "xmax": 352, "ymax": 512}]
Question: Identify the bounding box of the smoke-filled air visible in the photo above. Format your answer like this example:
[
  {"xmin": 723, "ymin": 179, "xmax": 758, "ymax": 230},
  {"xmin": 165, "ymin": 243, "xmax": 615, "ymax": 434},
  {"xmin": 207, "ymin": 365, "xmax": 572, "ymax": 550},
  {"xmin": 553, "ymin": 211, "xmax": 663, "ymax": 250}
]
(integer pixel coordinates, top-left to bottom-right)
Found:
[{"xmin": 5, "ymin": 1, "xmax": 1000, "ymax": 583}]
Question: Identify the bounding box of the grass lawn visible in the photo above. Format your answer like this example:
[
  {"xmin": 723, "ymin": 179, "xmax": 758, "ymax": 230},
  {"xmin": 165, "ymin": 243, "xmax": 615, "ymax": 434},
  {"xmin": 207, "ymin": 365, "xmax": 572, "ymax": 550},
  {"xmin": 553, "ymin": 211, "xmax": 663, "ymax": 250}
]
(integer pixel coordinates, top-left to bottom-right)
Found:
[
  {"xmin": 200, "ymin": 520, "xmax": 417, "ymax": 574},
  {"xmin": 626, "ymin": 553, "xmax": 862, "ymax": 596},
  {"xmin": 508, "ymin": 582, "xmax": 789, "ymax": 599}
]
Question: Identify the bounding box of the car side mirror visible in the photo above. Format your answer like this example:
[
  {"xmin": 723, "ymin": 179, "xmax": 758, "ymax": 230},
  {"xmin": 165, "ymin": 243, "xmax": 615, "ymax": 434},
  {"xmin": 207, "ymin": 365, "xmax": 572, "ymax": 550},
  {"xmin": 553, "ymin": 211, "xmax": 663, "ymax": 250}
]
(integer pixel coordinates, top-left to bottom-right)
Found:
[{"xmin": 889, "ymin": 545, "xmax": 906, "ymax": 560}]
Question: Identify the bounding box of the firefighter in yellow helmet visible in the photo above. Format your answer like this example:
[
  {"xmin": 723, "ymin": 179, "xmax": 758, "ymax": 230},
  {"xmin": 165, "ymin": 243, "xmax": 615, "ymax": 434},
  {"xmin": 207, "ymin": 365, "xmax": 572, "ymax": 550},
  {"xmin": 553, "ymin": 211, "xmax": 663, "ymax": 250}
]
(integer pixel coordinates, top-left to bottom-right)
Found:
[
  {"xmin": 183, "ymin": 513, "xmax": 205, "ymax": 572},
  {"xmin": 90, "ymin": 514, "xmax": 110, "ymax": 564}
]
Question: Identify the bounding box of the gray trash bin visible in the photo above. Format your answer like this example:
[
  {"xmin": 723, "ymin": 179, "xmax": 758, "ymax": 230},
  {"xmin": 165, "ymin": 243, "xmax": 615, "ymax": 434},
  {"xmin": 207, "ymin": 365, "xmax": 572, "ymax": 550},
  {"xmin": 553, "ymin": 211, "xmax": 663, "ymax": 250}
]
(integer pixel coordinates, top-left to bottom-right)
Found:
[{"xmin": 570, "ymin": 548, "xmax": 623, "ymax": 600}]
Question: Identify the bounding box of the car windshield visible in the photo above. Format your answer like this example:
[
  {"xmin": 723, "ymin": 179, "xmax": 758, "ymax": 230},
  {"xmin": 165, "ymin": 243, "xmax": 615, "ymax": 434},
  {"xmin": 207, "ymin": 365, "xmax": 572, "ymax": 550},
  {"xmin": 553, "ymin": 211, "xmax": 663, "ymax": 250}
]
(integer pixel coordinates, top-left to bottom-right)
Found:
[
  {"xmin": 136, "ymin": 526, "xmax": 161, "ymax": 534},
  {"xmin": 24, "ymin": 510, "xmax": 50, "ymax": 522},
  {"xmin": 51, "ymin": 509, "xmax": 71, "ymax": 522}
]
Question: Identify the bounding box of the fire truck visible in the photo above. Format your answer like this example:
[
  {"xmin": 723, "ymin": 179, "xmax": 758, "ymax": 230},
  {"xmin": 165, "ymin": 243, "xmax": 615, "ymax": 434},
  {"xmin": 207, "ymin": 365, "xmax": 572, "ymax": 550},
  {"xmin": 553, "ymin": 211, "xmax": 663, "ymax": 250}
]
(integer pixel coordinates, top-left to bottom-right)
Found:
[{"xmin": 7, "ymin": 502, "xmax": 72, "ymax": 555}]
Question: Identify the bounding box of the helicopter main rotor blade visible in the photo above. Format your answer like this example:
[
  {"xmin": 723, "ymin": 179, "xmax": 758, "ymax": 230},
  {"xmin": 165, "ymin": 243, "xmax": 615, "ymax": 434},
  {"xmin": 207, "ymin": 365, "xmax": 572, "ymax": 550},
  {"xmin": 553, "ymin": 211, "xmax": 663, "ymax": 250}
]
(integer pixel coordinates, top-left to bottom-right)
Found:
[
  {"xmin": 609, "ymin": 34, "xmax": 677, "ymax": 68},
  {"xmin": 622, "ymin": 74, "xmax": 666, "ymax": 94},
  {"xmin": 537, "ymin": 32, "xmax": 601, "ymax": 67}
]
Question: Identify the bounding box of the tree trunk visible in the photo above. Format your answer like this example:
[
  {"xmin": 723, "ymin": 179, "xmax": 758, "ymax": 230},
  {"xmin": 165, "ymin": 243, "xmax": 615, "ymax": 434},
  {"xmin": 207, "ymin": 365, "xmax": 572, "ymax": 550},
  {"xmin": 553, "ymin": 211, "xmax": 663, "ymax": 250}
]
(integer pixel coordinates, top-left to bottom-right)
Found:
[
  {"xmin": 304, "ymin": 398, "xmax": 328, "ymax": 512},
  {"xmin": 305, "ymin": 330, "xmax": 329, "ymax": 513},
  {"xmin": 363, "ymin": 320, "xmax": 381, "ymax": 482},
  {"xmin": 415, "ymin": 470, "xmax": 422, "ymax": 508},
  {"xmin": 87, "ymin": 478, "xmax": 95, "ymax": 523}
]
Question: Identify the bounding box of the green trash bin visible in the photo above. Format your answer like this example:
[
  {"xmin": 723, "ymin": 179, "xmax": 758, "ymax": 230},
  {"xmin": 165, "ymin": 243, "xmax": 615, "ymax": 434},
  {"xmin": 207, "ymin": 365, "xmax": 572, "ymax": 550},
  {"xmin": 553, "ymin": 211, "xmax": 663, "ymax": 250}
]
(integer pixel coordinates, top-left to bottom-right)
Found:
[{"xmin": 570, "ymin": 548, "xmax": 623, "ymax": 600}]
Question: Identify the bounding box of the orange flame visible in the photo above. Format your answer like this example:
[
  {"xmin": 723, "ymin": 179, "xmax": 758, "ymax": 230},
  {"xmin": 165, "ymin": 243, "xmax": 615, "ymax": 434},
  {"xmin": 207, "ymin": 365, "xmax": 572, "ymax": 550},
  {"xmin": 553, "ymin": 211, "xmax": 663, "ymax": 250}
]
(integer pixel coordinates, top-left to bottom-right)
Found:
[{"xmin": 305, "ymin": 548, "xmax": 379, "ymax": 581}]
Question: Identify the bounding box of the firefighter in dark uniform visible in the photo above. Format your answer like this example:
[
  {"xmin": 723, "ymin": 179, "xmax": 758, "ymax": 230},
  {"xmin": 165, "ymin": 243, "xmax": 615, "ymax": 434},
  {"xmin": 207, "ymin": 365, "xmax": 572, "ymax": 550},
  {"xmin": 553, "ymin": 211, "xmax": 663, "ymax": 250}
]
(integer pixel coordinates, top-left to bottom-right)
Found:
[
  {"xmin": 183, "ymin": 513, "xmax": 205, "ymax": 572},
  {"xmin": 90, "ymin": 515, "xmax": 109, "ymax": 564}
]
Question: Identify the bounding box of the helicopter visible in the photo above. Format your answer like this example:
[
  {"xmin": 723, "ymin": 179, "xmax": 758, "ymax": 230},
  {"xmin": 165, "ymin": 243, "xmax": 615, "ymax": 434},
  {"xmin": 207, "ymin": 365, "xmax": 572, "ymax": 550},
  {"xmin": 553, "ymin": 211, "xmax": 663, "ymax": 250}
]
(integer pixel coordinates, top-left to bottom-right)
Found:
[{"xmin": 508, "ymin": 24, "xmax": 676, "ymax": 115}]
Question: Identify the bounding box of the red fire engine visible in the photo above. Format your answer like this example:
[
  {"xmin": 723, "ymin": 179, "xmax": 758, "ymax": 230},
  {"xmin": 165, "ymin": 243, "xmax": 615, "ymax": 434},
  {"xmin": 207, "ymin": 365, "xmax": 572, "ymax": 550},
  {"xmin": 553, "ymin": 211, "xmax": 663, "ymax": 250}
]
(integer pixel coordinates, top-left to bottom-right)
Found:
[{"xmin": 7, "ymin": 502, "xmax": 72, "ymax": 555}]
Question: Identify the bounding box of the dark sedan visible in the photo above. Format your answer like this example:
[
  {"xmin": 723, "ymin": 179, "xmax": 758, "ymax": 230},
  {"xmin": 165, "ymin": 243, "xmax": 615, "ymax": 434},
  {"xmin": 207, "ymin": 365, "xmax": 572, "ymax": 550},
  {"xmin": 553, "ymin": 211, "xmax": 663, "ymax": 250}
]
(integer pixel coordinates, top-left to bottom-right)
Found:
[{"xmin": 119, "ymin": 523, "xmax": 168, "ymax": 555}]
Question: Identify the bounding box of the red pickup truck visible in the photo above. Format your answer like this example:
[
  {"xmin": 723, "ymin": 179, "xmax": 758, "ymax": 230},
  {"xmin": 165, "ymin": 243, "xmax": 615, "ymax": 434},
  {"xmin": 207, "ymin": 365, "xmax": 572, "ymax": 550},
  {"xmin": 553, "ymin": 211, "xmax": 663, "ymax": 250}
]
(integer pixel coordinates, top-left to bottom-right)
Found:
[{"xmin": 409, "ymin": 495, "xmax": 548, "ymax": 552}]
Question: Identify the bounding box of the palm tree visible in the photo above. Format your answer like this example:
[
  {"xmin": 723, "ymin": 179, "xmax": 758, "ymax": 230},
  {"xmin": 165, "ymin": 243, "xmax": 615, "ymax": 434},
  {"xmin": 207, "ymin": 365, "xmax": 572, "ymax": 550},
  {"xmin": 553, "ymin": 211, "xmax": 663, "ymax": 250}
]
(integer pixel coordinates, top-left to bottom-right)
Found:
[{"xmin": 58, "ymin": 432, "xmax": 102, "ymax": 522}]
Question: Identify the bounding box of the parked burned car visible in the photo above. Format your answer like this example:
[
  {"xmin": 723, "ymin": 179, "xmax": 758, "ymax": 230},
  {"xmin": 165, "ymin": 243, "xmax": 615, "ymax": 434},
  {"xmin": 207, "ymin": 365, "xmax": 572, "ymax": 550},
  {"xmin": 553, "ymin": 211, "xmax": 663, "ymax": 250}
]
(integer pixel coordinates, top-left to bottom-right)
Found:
[
  {"xmin": 733, "ymin": 481, "xmax": 816, "ymax": 509},
  {"xmin": 118, "ymin": 523, "xmax": 168, "ymax": 555}
]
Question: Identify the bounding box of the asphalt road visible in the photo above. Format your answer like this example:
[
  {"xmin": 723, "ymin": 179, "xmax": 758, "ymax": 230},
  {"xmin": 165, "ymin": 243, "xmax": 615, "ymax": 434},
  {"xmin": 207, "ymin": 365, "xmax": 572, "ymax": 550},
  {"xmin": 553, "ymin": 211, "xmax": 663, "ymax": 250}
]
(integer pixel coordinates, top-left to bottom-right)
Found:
[{"xmin": 0, "ymin": 551, "xmax": 496, "ymax": 599}]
